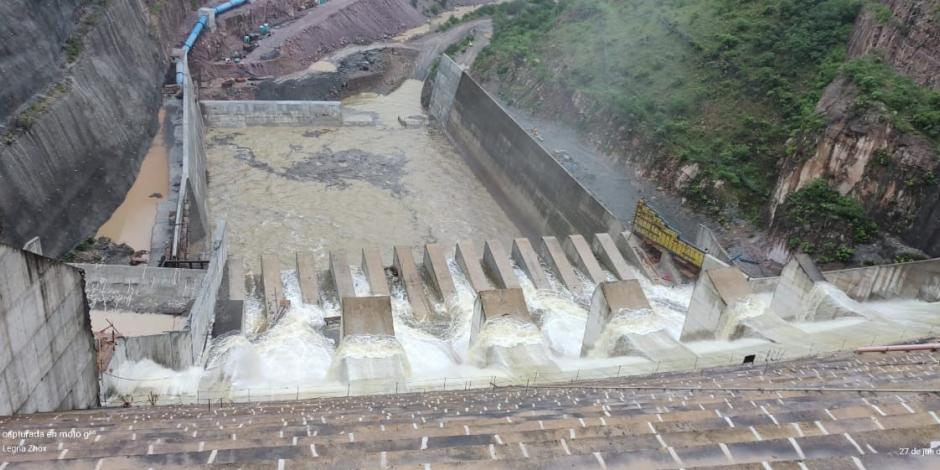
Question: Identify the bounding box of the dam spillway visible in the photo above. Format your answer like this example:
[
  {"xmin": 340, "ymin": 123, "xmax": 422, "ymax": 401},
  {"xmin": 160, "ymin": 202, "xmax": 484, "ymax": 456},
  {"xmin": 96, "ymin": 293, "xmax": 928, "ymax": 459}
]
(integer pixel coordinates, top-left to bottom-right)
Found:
[{"xmin": 98, "ymin": 46, "xmax": 940, "ymax": 405}]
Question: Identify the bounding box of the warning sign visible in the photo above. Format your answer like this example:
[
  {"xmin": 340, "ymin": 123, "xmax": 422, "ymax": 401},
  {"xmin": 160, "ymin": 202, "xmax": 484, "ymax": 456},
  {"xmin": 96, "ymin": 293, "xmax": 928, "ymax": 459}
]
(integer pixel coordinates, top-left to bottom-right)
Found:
[{"xmin": 632, "ymin": 200, "xmax": 705, "ymax": 268}]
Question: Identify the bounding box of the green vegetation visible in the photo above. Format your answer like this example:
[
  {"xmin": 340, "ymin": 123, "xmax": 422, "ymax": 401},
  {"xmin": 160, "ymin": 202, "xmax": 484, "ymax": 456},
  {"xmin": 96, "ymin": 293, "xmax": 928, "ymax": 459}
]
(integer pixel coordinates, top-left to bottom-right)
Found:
[
  {"xmin": 842, "ymin": 57, "xmax": 940, "ymax": 145},
  {"xmin": 4, "ymin": 82, "xmax": 70, "ymax": 144},
  {"xmin": 64, "ymin": 0, "xmax": 111, "ymax": 64},
  {"xmin": 779, "ymin": 179, "xmax": 878, "ymax": 263},
  {"xmin": 474, "ymin": 0, "xmax": 865, "ymax": 221},
  {"xmin": 149, "ymin": 0, "xmax": 164, "ymax": 15},
  {"xmin": 445, "ymin": 34, "xmax": 474, "ymax": 57}
]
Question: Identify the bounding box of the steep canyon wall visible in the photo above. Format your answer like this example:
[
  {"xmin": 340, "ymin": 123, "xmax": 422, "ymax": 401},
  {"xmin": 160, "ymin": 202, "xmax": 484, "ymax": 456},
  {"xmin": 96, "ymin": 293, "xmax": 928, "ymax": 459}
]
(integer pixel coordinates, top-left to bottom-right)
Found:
[{"xmin": 0, "ymin": 0, "xmax": 204, "ymax": 257}]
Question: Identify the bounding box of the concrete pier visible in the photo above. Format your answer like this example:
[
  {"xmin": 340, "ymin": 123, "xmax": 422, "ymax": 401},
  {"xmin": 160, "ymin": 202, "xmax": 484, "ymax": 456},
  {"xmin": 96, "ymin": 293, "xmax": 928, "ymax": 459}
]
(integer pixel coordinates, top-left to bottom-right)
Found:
[
  {"xmin": 295, "ymin": 252, "xmax": 320, "ymax": 305},
  {"xmin": 456, "ymin": 241, "xmax": 491, "ymax": 293},
  {"xmin": 330, "ymin": 250, "xmax": 356, "ymax": 304},
  {"xmin": 393, "ymin": 246, "xmax": 432, "ymax": 321},
  {"xmin": 423, "ymin": 244, "xmax": 456, "ymax": 302},
  {"xmin": 511, "ymin": 238, "xmax": 550, "ymax": 290},
  {"xmin": 770, "ymin": 254, "xmax": 826, "ymax": 320},
  {"xmin": 680, "ymin": 266, "xmax": 752, "ymax": 341},
  {"xmin": 616, "ymin": 231, "xmax": 665, "ymax": 285},
  {"xmin": 261, "ymin": 255, "xmax": 286, "ymax": 322},
  {"xmin": 564, "ymin": 234, "xmax": 607, "ymax": 284},
  {"xmin": 592, "ymin": 233, "xmax": 636, "ymax": 281},
  {"xmin": 470, "ymin": 288, "xmax": 555, "ymax": 371},
  {"xmin": 212, "ymin": 257, "xmax": 244, "ymax": 338},
  {"xmin": 483, "ymin": 240, "xmax": 520, "ymax": 289},
  {"xmin": 361, "ymin": 247, "xmax": 389, "ymax": 297},
  {"xmin": 580, "ymin": 280, "xmax": 651, "ymax": 356},
  {"xmin": 540, "ymin": 236, "xmax": 580, "ymax": 292},
  {"xmin": 336, "ymin": 295, "xmax": 407, "ymax": 382},
  {"xmin": 341, "ymin": 296, "xmax": 395, "ymax": 338}
]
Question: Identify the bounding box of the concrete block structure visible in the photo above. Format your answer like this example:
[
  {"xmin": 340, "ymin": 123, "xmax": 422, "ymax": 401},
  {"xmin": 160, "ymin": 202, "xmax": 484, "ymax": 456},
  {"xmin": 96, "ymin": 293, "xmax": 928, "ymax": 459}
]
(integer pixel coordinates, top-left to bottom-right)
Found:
[
  {"xmin": 580, "ymin": 280, "xmax": 652, "ymax": 357},
  {"xmin": 511, "ymin": 238, "xmax": 550, "ymax": 290},
  {"xmin": 335, "ymin": 296, "xmax": 407, "ymax": 382},
  {"xmin": 771, "ymin": 254, "xmax": 827, "ymax": 320},
  {"xmin": 340, "ymin": 296, "xmax": 395, "ymax": 338},
  {"xmin": 681, "ymin": 266, "xmax": 752, "ymax": 341},
  {"xmin": 470, "ymin": 288, "xmax": 555, "ymax": 371},
  {"xmin": 393, "ymin": 246, "xmax": 431, "ymax": 321},
  {"xmin": 200, "ymin": 101, "xmax": 342, "ymax": 128},
  {"xmin": 483, "ymin": 240, "xmax": 520, "ymax": 289},
  {"xmin": 0, "ymin": 244, "xmax": 98, "ymax": 415},
  {"xmin": 76, "ymin": 263, "xmax": 205, "ymax": 314}
]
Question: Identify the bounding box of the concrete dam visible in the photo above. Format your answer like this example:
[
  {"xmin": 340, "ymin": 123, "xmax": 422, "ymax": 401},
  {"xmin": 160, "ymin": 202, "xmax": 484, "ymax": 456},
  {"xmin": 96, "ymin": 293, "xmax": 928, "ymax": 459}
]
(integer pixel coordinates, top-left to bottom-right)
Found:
[
  {"xmin": 98, "ymin": 40, "xmax": 940, "ymax": 403},
  {"xmin": 2, "ymin": 2, "xmax": 940, "ymax": 468}
]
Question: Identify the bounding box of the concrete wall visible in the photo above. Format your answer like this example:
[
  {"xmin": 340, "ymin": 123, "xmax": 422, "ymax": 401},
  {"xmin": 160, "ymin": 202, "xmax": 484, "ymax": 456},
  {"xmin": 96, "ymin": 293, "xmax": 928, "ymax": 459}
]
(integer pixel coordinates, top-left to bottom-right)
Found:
[
  {"xmin": 769, "ymin": 255, "xmax": 824, "ymax": 320},
  {"xmin": 430, "ymin": 56, "xmax": 625, "ymax": 238},
  {"xmin": 681, "ymin": 267, "xmax": 751, "ymax": 341},
  {"xmin": 201, "ymin": 100, "xmax": 343, "ymax": 128},
  {"xmin": 74, "ymin": 264, "xmax": 205, "ymax": 314},
  {"xmin": 824, "ymin": 258, "xmax": 940, "ymax": 302},
  {"xmin": 184, "ymin": 221, "xmax": 228, "ymax": 366},
  {"xmin": 103, "ymin": 222, "xmax": 227, "ymax": 383},
  {"xmin": 748, "ymin": 257, "xmax": 940, "ymax": 302},
  {"xmin": 695, "ymin": 225, "xmax": 732, "ymax": 264},
  {"xmin": 173, "ymin": 55, "xmax": 211, "ymax": 259},
  {"xmin": 0, "ymin": 244, "xmax": 98, "ymax": 415}
]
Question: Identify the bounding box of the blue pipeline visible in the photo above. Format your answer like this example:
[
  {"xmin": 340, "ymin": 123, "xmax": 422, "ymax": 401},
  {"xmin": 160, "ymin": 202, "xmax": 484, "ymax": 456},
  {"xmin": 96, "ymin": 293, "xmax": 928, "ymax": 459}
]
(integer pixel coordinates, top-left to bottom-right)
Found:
[
  {"xmin": 175, "ymin": 1, "xmax": 248, "ymax": 84},
  {"xmin": 214, "ymin": 0, "xmax": 248, "ymax": 15}
]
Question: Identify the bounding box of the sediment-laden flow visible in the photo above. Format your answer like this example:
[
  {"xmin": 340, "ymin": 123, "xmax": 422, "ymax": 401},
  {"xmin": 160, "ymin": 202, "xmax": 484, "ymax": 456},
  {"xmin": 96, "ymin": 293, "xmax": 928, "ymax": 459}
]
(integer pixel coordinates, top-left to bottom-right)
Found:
[{"xmin": 205, "ymin": 80, "xmax": 521, "ymax": 270}]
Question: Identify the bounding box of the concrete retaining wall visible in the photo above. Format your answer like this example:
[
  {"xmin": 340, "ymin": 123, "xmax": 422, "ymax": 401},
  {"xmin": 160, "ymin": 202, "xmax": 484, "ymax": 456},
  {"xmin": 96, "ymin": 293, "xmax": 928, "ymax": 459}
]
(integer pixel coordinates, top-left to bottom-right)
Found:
[
  {"xmin": 748, "ymin": 257, "xmax": 940, "ymax": 302},
  {"xmin": 74, "ymin": 264, "xmax": 205, "ymax": 314},
  {"xmin": 174, "ymin": 56, "xmax": 211, "ymax": 259},
  {"xmin": 430, "ymin": 56, "xmax": 624, "ymax": 238},
  {"xmin": 201, "ymin": 100, "xmax": 342, "ymax": 128},
  {"xmin": 824, "ymin": 258, "xmax": 940, "ymax": 302},
  {"xmin": 0, "ymin": 244, "xmax": 98, "ymax": 415},
  {"xmin": 102, "ymin": 223, "xmax": 227, "ymax": 385}
]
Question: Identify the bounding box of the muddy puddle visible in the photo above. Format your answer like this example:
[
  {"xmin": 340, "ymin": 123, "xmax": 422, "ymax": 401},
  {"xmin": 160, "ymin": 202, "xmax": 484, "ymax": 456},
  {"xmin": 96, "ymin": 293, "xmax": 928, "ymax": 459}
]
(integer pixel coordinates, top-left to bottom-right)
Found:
[
  {"xmin": 205, "ymin": 79, "xmax": 521, "ymax": 269},
  {"xmin": 96, "ymin": 109, "xmax": 170, "ymax": 252}
]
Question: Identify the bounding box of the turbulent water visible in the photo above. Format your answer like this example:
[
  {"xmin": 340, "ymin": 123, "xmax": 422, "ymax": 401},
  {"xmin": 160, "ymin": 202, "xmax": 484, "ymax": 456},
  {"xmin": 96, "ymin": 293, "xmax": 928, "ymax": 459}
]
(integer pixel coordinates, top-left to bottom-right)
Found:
[{"xmin": 205, "ymin": 80, "xmax": 521, "ymax": 270}]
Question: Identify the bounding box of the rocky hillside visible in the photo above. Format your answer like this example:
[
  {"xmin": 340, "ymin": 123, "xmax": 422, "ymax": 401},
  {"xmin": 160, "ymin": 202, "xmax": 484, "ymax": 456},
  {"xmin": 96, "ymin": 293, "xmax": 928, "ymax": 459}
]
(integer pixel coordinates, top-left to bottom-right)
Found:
[
  {"xmin": 772, "ymin": 0, "xmax": 940, "ymax": 260},
  {"xmin": 0, "ymin": 0, "xmax": 204, "ymax": 257},
  {"xmin": 471, "ymin": 0, "xmax": 940, "ymax": 266}
]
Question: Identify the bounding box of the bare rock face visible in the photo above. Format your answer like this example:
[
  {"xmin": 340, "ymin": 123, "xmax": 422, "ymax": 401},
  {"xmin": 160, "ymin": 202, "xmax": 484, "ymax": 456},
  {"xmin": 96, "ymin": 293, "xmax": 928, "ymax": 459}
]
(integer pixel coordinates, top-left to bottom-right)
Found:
[
  {"xmin": 771, "ymin": 0, "xmax": 940, "ymax": 256},
  {"xmin": 848, "ymin": 0, "xmax": 940, "ymax": 90},
  {"xmin": 771, "ymin": 78, "xmax": 940, "ymax": 255},
  {"xmin": 0, "ymin": 0, "xmax": 202, "ymax": 257}
]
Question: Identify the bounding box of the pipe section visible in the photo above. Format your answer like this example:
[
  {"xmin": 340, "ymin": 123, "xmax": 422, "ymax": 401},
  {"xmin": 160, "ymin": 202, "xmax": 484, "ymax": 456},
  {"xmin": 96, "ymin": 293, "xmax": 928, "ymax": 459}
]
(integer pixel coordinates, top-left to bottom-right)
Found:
[
  {"xmin": 175, "ymin": 1, "xmax": 248, "ymax": 84},
  {"xmin": 855, "ymin": 343, "xmax": 940, "ymax": 353},
  {"xmin": 215, "ymin": 0, "xmax": 248, "ymax": 15}
]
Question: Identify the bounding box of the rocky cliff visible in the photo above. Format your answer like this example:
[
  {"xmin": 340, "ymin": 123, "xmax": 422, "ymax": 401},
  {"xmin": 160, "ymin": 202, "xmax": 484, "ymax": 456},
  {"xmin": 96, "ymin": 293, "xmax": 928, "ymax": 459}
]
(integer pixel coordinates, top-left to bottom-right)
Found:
[
  {"xmin": 848, "ymin": 0, "xmax": 940, "ymax": 89},
  {"xmin": 771, "ymin": 0, "xmax": 940, "ymax": 257},
  {"xmin": 0, "ymin": 0, "xmax": 202, "ymax": 257}
]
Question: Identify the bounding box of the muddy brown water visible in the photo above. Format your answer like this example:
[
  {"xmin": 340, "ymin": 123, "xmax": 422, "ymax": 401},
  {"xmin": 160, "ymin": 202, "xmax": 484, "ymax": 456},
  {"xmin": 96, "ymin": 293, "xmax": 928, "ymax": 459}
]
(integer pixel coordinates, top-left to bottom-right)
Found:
[
  {"xmin": 206, "ymin": 80, "xmax": 521, "ymax": 270},
  {"xmin": 96, "ymin": 109, "xmax": 170, "ymax": 252}
]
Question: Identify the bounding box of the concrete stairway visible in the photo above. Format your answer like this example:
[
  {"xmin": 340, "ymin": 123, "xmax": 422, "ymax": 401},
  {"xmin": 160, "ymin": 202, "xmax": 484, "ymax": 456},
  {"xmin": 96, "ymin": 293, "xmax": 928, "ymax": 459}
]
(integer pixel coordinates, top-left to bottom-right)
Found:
[{"xmin": 2, "ymin": 350, "xmax": 939, "ymax": 469}]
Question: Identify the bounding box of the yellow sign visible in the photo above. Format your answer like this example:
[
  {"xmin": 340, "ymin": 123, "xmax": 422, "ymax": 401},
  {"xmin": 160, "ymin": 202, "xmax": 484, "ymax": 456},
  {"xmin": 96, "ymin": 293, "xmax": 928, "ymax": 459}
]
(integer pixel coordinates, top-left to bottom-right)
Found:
[{"xmin": 632, "ymin": 200, "xmax": 705, "ymax": 268}]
